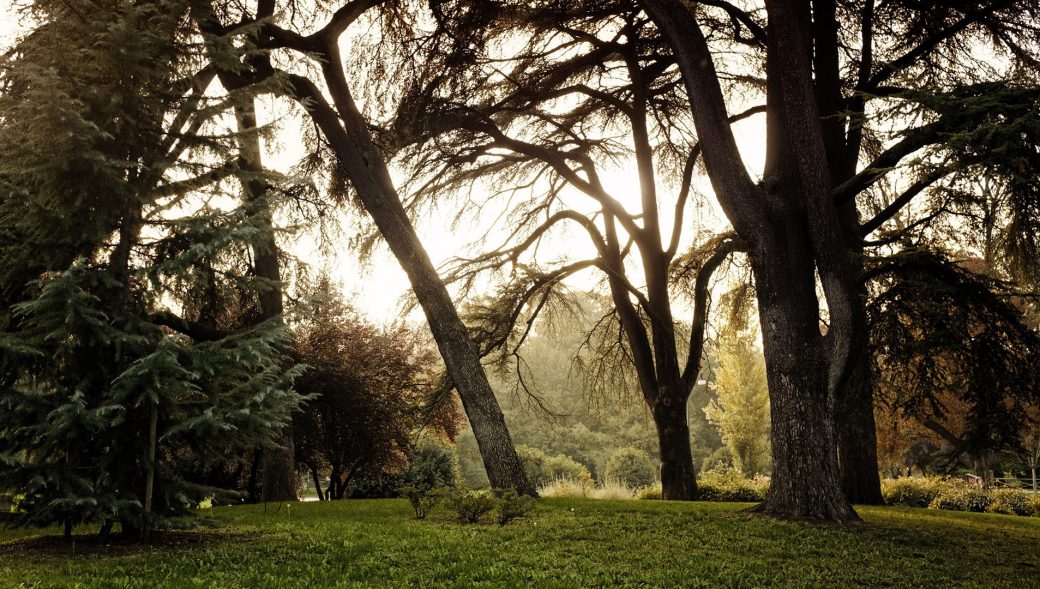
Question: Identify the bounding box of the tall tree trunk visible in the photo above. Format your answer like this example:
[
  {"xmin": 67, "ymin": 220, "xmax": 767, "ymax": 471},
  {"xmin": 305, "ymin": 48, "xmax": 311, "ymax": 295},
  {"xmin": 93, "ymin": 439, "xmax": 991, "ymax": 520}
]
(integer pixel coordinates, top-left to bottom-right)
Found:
[
  {"xmin": 233, "ymin": 100, "xmax": 297, "ymax": 503},
  {"xmin": 288, "ymin": 52, "xmax": 534, "ymax": 495},
  {"xmin": 653, "ymin": 393, "xmax": 696, "ymax": 500},
  {"xmin": 749, "ymin": 226, "xmax": 859, "ymax": 523},
  {"xmin": 143, "ymin": 401, "xmax": 158, "ymax": 542}
]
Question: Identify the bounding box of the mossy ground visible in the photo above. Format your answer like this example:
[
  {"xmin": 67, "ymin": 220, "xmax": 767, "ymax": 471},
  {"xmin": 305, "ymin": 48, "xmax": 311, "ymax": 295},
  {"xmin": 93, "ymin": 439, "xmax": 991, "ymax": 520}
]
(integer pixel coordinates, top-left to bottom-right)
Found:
[{"xmin": 2, "ymin": 498, "xmax": 1038, "ymax": 588}]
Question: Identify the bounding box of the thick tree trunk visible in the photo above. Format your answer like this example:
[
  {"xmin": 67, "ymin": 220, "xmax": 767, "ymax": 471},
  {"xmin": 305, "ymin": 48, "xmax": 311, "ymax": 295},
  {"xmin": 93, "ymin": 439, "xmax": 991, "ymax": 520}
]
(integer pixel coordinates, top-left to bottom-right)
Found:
[
  {"xmin": 749, "ymin": 231, "xmax": 859, "ymax": 523},
  {"xmin": 291, "ymin": 57, "xmax": 535, "ymax": 495},
  {"xmin": 653, "ymin": 394, "xmax": 697, "ymax": 500}
]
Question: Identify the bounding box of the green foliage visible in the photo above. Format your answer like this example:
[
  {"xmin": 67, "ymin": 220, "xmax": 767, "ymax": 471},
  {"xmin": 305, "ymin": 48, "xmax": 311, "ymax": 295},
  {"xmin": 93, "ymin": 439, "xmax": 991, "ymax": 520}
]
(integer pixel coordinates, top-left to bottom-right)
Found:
[
  {"xmin": 516, "ymin": 445, "xmax": 592, "ymax": 489},
  {"xmin": 929, "ymin": 486, "xmax": 992, "ymax": 513},
  {"xmin": 701, "ymin": 446, "xmax": 734, "ymax": 473},
  {"xmin": 493, "ymin": 488, "xmax": 535, "ymax": 526},
  {"xmin": 697, "ymin": 466, "xmax": 769, "ymax": 502},
  {"xmin": 636, "ymin": 484, "xmax": 663, "ymax": 501},
  {"xmin": 1028, "ymin": 495, "xmax": 1040, "ymax": 517},
  {"xmin": 348, "ymin": 439, "xmax": 460, "ymax": 499},
  {"xmin": 0, "ymin": 0, "xmax": 303, "ymax": 534},
  {"xmin": 398, "ymin": 486, "xmax": 446, "ymax": 520},
  {"xmin": 987, "ymin": 488, "xmax": 1034, "ymax": 516},
  {"xmin": 881, "ymin": 478, "xmax": 945, "ymax": 508},
  {"xmin": 704, "ymin": 329, "xmax": 771, "ymax": 476},
  {"xmin": 604, "ymin": 447, "xmax": 657, "ymax": 489},
  {"xmin": 444, "ymin": 489, "xmax": 497, "ymax": 524},
  {"xmin": 868, "ymin": 250, "xmax": 1040, "ymax": 457}
]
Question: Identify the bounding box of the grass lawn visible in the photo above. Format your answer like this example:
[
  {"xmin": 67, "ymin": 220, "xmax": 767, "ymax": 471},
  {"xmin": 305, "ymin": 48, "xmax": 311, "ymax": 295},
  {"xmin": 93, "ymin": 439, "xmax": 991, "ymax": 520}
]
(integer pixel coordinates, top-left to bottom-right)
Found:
[{"xmin": 2, "ymin": 498, "xmax": 1038, "ymax": 588}]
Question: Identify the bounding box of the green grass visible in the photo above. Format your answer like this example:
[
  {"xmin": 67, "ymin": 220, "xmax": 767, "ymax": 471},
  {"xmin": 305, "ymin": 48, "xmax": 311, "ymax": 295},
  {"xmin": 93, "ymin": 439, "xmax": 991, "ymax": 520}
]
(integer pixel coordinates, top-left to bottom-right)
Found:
[{"xmin": 2, "ymin": 499, "xmax": 1038, "ymax": 588}]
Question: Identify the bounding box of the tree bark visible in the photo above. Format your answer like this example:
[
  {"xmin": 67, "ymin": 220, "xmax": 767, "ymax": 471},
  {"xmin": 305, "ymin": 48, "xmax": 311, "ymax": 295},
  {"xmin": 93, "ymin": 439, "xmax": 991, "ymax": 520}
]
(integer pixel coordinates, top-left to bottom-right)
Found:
[
  {"xmin": 143, "ymin": 401, "xmax": 158, "ymax": 542},
  {"xmin": 749, "ymin": 231, "xmax": 859, "ymax": 522},
  {"xmin": 653, "ymin": 394, "xmax": 696, "ymax": 500},
  {"xmin": 834, "ymin": 287, "xmax": 884, "ymax": 505},
  {"xmin": 283, "ymin": 46, "xmax": 534, "ymax": 495}
]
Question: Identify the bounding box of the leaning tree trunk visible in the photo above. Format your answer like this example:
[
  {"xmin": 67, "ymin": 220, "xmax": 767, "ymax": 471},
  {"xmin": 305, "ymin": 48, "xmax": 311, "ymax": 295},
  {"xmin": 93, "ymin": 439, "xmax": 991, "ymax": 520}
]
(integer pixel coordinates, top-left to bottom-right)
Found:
[
  {"xmin": 749, "ymin": 227, "xmax": 860, "ymax": 523},
  {"xmin": 288, "ymin": 54, "xmax": 535, "ymax": 495},
  {"xmin": 653, "ymin": 393, "xmax": 697, "ymax": 500}
]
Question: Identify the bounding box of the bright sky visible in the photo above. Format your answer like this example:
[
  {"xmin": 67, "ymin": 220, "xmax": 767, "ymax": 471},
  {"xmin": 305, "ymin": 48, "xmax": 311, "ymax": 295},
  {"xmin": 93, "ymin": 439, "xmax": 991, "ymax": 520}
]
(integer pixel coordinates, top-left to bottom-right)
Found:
[{"xmin": 0, "ymin": 7, "xmax": 769, "ymax": 327}]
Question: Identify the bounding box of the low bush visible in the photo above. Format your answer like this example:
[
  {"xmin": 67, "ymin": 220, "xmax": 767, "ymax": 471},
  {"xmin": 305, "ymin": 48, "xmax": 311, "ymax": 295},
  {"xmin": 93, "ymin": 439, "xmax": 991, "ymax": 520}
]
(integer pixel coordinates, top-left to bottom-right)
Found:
[
  {"xmin": 987, "ymin": 488, "xmax": 1033, "ymax": 516},
  {"xmin": 1026, "ymin": 495, "xmax": 1040, "ymax": 517},
  {"xmin": 494, "ymin": 489, "xmax": 535, "ymax": 526},
  {"xmin": 349, "ymin": 440, "xmax": 460, "ymax": 499},
  {"xmin": 929, "ymin": 485, "xmax": 991, "ymax": 513},
  {"xmin": 698, "ymin": 467, "xmax": 768, "ymax": 502},
  {"xmin": 517, "ymin": 446, "xmax": 593, "ymax": 489},
  {"xmin": 881, "ymin": 477, "xmax": 944, "ymax": 508},
  {"xmin": 444, "ymin": 489, "xmax": 497, "ymax": 524},
  {"xmin": 399, "ymin": 486, "xmax": 446, "ymax": 520},
  {"xmin": 636, "ymin": 484, "xmax": 662, "ymax": 501}
]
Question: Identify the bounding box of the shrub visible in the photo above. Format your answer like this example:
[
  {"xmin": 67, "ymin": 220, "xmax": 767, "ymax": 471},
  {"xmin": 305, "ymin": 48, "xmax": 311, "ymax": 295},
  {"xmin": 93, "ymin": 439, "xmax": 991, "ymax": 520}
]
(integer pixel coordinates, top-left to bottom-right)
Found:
[
  {"xmin": 494, "ymin": 489, "xmax": 535, "ymax": 526},
  {"xmin": 399, "ymin": 486, "xmax": 445, "ymax": 520},
  {"xmin": 517, "ymin": 446, "xmax": 592, "ymax": 489},
  {"xmin": 636, "ymin": 483, "xmax": 662, "ymax": 500},
  {"xmin": 545, "ymin": 455, "xmax": 593, "ymax": 486},
  {"xmin": 697, "ymin": 466, "xmax": 768, "ymax": 502},
  {"xmin": 881, "ymin": 477, "xmax": 944, "ymax": 508},
  {"xmin": 1026, "ymin": 495, "xmax": 1040, "ymax": 517},
  {"xmin": 516, "ymin": 446, "xmax": 550, "ymax": 487},
  {"xmin": 349, "ymin": 439, "xmax": 459, "ymax": 498},
  {"xmin": 987, "ymin": 488, "xmax": 1032, "ymax": 516},
  {"xmin": 444, "ymin": 489, "xmax": 497, "ymax": 524},
  {"xmin": 929, "ymin": 485, "xmax": 991, "ymax": 513},
  {"xmin": 604, "ymin": 448, "xmax": 657, "ymax": 489}
]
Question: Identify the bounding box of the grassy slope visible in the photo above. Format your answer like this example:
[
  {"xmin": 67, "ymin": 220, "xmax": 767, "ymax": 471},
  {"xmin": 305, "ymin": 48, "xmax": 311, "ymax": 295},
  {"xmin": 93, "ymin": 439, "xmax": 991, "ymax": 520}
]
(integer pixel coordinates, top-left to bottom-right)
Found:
[{"xmin": 2, "ymin": 499, "xmax": 1038, "ymax": 588}]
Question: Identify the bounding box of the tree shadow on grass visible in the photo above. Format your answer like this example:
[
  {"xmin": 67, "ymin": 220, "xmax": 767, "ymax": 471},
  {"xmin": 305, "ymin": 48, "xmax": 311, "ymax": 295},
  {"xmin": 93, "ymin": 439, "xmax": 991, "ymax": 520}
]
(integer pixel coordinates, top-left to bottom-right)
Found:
[{"xmin": 0, "ymin": 529, "xmax": 257, "ymax": 558}]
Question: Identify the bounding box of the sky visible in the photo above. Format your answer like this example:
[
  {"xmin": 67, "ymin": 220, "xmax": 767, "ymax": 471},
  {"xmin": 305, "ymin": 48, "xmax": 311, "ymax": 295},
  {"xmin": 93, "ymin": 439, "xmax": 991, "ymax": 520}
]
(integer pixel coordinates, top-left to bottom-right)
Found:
[{"xmin": 0, "ymin": 6, "xmax": 769, "ymax": 327}]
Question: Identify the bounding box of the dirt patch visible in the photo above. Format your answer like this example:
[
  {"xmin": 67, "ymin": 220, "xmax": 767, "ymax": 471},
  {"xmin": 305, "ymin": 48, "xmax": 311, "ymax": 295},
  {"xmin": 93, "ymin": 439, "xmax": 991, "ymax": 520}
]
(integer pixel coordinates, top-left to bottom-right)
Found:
[{"xmin": 0, "ymin": 529, "xmax": 254, "ymax": 558}]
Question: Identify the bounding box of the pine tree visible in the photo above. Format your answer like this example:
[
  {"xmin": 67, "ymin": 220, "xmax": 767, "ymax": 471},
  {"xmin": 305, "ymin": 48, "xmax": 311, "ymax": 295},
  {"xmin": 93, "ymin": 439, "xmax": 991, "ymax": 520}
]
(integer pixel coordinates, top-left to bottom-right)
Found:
[{"xmin": 0, "ymin": 0, "xmax": 302, "ymax": 541}]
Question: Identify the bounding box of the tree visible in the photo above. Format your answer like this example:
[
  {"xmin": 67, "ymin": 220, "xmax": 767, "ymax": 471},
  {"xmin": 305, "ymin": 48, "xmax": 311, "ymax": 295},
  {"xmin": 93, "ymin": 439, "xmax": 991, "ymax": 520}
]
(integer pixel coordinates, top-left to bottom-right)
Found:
[
  {"xmin": 868, "ymin": 250, "xmax": 1040, "ymax": 475},
  {"xmin": 640, "ymin": 0, "xmax": 1040, "ymax": 520},
  {"xmin": 291, "ymin": 279, "xmax": 458, "ymax": 500},
  {"xmin": 383, "ymin": 3, "xmax": 746, "ymax": 500},
  {"xmin": 704, "ymin": 329, "xmax": 771, "ymax": 477},
  {"xmin": 190, "ymin": 0, "xmax": 534, "ymax": 495},
  {"xmin": 0, "ymin": 0, "xmax": 303, "ymax": 540}
]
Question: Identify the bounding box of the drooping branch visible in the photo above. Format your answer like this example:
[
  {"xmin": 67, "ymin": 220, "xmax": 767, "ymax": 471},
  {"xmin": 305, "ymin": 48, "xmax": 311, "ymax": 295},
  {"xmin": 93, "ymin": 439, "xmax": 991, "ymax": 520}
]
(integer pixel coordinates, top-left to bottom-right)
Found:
[
  {"xmin": 832, "ymin": 121, "xmax": 945, "ymax": 204},
  {"xmin": 859, "ymin": 169, "xmax": 951, "ymax": 237},
  {"xmin": 680, "ymin": 236, "xmax": 743, "ymax": 395},
  {"xmin": 861, "ymin": 0, "xmax": 1016, "ymax": 92},
  {"xmin": 666, "ymin": 104, "xmax": 766, "ymax": 258}
]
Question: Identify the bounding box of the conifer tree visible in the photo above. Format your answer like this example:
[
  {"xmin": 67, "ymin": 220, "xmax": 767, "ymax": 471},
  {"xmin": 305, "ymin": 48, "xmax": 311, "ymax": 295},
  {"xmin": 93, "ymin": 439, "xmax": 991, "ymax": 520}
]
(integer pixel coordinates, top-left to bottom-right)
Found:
[{"xmin": 0, "ymin": 0, "xmax": 302, "ymax": 541}]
